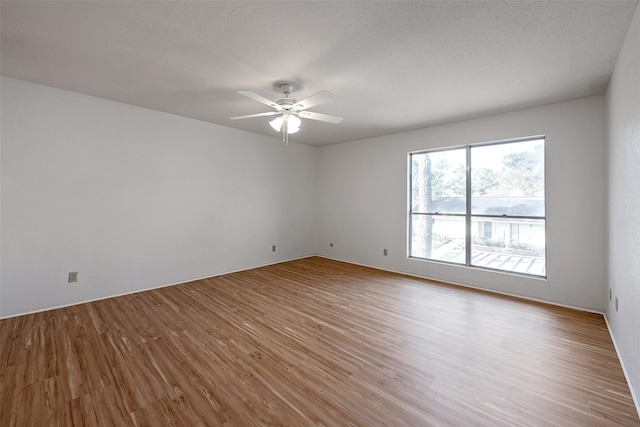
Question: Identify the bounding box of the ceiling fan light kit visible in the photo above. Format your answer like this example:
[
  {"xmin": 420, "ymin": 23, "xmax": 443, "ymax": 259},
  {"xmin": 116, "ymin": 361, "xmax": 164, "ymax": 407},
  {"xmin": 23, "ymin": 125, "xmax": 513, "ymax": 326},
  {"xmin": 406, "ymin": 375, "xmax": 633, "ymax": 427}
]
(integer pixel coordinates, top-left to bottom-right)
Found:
[
  {"xmin": 269, "ymin": 114, "xmax": 301, "ymax": 134},
  {"xmin": 231, "ymin": 83, "xmax": 343, "ymax": 145}
]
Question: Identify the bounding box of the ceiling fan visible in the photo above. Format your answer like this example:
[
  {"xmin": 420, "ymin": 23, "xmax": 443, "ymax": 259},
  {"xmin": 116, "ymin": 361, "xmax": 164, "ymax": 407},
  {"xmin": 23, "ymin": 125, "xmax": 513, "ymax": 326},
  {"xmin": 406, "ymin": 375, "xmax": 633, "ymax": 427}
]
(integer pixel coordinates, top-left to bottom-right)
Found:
[{"xmin": 230, "ymin": 83, "xmax": 343, "ymax": 145}]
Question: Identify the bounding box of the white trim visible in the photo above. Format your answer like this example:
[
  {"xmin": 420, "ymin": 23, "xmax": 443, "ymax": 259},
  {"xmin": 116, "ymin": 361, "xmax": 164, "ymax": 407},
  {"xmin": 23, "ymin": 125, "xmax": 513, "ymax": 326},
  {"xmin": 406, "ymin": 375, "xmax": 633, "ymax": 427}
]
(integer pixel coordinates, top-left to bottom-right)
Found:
[
  {"xmin": 2, "ymin": 252, "xmax": 636, "ymax": 417},
  {"xmin": 0, "ymin": 254, "xmax": 314, "ymax": 320},
  {"xmin": 316, "ymin": 254, "xmax": 602, "ymax": 314},
  {"xmin": 2, "ymin": 253, "xmax": 603, "ymax": 318},
  {"xmin": 603, "ymin": 314, "xmax": 640, "ymax": 418}
]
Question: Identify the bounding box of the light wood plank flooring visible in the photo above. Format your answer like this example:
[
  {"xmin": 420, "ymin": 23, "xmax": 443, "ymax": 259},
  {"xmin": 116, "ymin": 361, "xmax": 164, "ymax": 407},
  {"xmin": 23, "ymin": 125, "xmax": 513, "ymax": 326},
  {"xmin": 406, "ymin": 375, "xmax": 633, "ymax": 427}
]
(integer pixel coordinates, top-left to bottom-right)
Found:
[{"xmin": 1, "ymin": 256, "xmax": 638, "ymax": 426}]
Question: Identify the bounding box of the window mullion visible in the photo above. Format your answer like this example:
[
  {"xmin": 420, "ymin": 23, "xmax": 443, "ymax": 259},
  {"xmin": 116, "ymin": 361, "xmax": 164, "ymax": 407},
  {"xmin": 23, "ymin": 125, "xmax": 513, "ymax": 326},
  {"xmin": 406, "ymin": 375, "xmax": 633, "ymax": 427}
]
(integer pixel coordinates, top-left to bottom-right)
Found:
[{"xmin": 465, "ymin": 146, "xmax": 472, "ymax": 266}]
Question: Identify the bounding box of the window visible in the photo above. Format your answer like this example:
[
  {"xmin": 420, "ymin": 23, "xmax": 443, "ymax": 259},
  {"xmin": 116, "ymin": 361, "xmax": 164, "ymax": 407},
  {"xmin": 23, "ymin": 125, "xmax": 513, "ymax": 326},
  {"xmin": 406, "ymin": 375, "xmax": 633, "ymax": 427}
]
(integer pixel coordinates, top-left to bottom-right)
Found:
[{"xmin": 409, "ymin": 137, "xmax": 545, "ymax": 277}]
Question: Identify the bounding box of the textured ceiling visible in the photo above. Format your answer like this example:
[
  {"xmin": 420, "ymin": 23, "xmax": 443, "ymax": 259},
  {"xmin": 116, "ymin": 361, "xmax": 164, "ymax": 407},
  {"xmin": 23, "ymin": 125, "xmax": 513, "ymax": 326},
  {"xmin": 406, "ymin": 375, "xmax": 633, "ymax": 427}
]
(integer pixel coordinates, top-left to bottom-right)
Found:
[{"xmin": 1, "ymin": 1, "xmax": 638, "ymax": 146}]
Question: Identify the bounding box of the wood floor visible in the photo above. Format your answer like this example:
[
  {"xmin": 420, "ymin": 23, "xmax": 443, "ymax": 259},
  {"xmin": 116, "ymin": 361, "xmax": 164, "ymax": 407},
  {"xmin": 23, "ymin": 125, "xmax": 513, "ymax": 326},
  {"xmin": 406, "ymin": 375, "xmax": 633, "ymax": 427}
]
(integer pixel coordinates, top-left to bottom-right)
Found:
[{"xmin": 1, "ymin": 257, "xmax": 638, "ymax": 426}]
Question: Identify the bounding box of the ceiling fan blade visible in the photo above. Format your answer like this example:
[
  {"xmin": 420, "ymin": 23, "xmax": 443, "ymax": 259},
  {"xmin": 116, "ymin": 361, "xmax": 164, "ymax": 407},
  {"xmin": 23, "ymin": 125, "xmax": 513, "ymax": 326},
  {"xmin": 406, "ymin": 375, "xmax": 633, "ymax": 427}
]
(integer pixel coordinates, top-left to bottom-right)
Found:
[
  {"xmin": 238, "ymin": 91, "xmax": 280, "ymax": 109},
  {"xmin": 230, "ymin": 111, "xmax": 280, "ymax": 120},
  {"xmin": 297, "ymin": 111, "xmax": 343, "ymax": 124},
  {"xmin": 292, "ymin": 90, "xmax": 333, "ymax": 111}
]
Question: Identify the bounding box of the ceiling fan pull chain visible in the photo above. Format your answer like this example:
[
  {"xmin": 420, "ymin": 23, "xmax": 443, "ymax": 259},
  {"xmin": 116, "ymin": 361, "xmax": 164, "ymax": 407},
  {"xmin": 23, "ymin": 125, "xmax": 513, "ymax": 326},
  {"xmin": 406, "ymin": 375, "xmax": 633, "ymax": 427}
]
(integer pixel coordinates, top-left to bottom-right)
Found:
[{"xmin": 283, "ymin": 117, "xmax": 289, "ymax": 146}]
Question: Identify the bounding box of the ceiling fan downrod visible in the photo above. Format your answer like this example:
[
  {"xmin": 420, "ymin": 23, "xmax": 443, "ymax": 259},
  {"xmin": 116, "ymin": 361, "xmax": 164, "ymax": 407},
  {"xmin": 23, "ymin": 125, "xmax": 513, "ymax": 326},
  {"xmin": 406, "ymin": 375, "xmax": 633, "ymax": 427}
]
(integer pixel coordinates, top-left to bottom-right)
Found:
[{"xmin": 279, "ymin": 84, "xmax": 293, "ymax": 98}]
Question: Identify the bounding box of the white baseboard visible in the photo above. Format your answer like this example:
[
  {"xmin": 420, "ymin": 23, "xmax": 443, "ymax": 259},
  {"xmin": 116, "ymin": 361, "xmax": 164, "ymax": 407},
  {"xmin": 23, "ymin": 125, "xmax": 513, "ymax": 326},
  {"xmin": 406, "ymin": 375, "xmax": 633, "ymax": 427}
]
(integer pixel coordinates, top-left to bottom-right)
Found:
[
  {"xmin": 314, "ymin": 254, "xmax": 603, "ymax": 314},
  {"xmin": 603, "ymin": 314, "xmax": 640, "ymax": 418},
  {"xmin": 0, "ymin": 254, "xmax": 315, "ymax": 320},
  {"xmin": 2, "ymin": 253, "xmax": 638, "ymax": 418}
]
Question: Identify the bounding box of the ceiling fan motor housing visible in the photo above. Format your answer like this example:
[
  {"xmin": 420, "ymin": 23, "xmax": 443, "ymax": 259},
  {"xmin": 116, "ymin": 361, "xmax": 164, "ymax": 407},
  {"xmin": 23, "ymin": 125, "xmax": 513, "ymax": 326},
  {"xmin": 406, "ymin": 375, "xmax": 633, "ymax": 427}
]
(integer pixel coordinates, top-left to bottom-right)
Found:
[
  {"xmin": 275, "ymin": 98, "xmax": 295, "ymax": 110},
  {"xmin": 275, "ymin": 84, "xmax": 296, "ymax": 110}
]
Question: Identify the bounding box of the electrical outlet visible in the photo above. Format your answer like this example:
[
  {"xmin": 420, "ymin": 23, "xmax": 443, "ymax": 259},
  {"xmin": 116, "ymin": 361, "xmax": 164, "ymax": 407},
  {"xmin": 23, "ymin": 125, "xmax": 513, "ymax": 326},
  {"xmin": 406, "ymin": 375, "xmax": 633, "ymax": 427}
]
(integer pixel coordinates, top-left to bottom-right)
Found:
[
  {"xmin": 68, "ymin": 272, "xmax": 78, "ymax": 283},
  {"xmin": 383, "ymin": 248, "xmax": 388, "ymax": 256},
  {"xmin": 272, "ymin": 245, "xmax": 276, "ymax": 252},
  {"xmin": 615, "ymin": 297, "xmax": 619, "ymax": 312}
]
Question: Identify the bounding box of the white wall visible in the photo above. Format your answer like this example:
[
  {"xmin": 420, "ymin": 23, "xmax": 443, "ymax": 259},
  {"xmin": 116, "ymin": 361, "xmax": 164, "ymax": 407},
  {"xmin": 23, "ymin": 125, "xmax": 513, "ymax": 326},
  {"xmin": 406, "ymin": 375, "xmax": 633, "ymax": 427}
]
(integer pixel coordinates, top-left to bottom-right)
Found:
[
  {"xmin": 0, "ymin": 77, "xmax": 317, "ymax": 317},
  {"xmin": 607, "ymin": 3, "xmax": 640, "ymax": 410},
  {"xmin": 317, "ymin": 96, "xmax": 607, "ymax": 311}
]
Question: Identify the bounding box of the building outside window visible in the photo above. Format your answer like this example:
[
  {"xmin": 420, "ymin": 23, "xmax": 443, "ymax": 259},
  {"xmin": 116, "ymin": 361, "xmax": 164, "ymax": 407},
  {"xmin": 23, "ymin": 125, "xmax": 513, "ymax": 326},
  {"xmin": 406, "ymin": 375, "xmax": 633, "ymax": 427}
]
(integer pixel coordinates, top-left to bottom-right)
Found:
[{"xmin": 409, "ymin": 137, "xmax": 546, "ymax": 277}]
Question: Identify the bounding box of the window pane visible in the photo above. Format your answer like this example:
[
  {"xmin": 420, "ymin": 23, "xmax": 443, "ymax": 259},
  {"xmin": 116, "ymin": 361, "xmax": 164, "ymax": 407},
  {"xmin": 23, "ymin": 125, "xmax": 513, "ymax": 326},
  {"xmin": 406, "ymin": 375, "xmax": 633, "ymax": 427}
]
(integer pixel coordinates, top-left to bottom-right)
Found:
[
  {"xmin": 411, "ymin": 149, "xmax": 466, "ymax": 214},
  {"xmin": 410, "ymin": 214, "xmax": 466, "ymax": 263},
  {"xmin": 471, "ymin": 217, "xmax": 545, "ymax": 276},
  {"xmin": 471, "ymin": 139, "xmax": 544, "ymax": 216}
]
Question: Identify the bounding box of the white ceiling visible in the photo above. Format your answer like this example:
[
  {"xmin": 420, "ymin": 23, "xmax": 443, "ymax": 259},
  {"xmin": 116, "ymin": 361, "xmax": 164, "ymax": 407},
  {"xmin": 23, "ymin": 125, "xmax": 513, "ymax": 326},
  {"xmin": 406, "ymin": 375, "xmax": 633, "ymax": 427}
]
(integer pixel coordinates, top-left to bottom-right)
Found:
[{"xmin": 1, "ymin": 1, "xmax": 638, "ymax": 146}]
